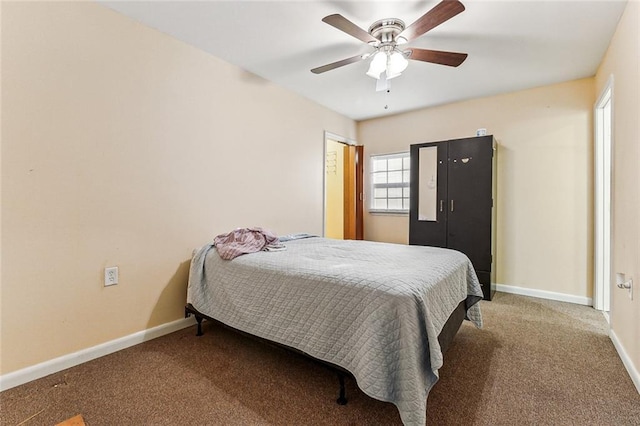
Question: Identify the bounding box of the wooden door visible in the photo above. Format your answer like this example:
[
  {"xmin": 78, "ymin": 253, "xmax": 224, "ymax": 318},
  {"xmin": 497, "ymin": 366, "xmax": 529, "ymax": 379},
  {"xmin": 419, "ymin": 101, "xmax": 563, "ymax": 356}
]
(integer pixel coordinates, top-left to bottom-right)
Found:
[{"xmin": 343, "ymin": 145, "xmax": 364, "ymax": 240}]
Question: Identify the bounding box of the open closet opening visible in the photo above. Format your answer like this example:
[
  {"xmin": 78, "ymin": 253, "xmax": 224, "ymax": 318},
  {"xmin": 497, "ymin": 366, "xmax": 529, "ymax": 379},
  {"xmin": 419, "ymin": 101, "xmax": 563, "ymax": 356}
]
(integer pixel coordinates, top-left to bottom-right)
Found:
[{"xmin": 324, "ymin": 132, "xmax": 363, "ymax": 240}]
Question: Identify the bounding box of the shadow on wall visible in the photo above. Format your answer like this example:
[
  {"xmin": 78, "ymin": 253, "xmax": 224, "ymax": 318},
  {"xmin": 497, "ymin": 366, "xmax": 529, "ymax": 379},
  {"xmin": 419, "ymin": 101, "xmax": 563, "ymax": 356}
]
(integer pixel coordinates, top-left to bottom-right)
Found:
[{"xmin": 146, "ymin": 259, "xmax": 192, "ymax": 331}]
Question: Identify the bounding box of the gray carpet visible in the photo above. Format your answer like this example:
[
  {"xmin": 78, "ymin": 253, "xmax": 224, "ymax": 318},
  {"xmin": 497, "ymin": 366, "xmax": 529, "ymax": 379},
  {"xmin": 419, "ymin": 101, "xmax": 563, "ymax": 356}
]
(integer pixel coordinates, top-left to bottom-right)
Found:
[{"xmin": 2, "ymin": 292, "xmax": 639, "ymax": 425}]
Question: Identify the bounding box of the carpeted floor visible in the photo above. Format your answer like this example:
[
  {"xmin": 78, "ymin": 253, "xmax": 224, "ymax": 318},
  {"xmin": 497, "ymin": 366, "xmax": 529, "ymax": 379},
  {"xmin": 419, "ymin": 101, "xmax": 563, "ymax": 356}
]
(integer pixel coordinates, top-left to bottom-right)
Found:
[{"xmin": 2, "ymin": 292, "xmax": 639, "ymax": 425}]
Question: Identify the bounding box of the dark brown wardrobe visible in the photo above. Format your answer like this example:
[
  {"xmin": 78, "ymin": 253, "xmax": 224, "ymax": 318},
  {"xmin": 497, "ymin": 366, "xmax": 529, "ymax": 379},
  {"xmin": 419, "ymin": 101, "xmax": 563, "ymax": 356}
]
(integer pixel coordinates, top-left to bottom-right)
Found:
[{"xmin": 409, "ymin": 135, "xmax": 497, "ymax": 300}]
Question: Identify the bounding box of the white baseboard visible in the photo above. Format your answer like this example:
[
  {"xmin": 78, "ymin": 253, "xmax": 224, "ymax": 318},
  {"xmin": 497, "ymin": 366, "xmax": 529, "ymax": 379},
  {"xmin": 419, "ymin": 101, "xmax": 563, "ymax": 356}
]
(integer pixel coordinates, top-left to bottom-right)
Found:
[
  {"xmin": 0, "ymin": 317, "xmax": 196, "ymax": 392},
  {"xmin": 610, "ymin": 329, "xmax": 640, "ymax": 394},
  {"xmin": 496, "ymin": 283, "xmax": 593, "ymax": 306}
]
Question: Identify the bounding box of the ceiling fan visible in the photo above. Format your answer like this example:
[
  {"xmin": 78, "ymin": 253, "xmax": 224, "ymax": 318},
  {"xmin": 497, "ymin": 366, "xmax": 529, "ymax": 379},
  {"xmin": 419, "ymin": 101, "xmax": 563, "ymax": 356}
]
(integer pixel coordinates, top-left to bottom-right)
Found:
[{"xmin": 311, "ymin": 0, "xmax": 468, "ymax": 90}]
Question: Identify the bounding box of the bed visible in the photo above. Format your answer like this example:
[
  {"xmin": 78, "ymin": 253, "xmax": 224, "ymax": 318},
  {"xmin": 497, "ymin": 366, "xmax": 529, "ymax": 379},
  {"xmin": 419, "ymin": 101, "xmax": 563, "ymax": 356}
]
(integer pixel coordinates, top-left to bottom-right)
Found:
[{"xmin": 186, "ymin": 235, "xmax": 483, "ymax": 426}]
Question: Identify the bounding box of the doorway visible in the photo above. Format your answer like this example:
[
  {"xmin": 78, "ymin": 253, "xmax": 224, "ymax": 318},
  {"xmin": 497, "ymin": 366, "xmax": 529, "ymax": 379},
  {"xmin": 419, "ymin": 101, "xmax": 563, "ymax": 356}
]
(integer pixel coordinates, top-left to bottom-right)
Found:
[
  {"xmin": 324, "ymin": 132, "xmax": 364, "ymax": 240},
  {"xmin": 594, "ymin": 76, "xmax": 613, "ymax": 318}
]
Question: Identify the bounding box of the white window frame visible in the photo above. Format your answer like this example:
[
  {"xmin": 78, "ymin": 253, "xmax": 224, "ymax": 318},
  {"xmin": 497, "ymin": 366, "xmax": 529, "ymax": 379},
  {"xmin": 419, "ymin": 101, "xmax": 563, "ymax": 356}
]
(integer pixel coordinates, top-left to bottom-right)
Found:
[{"xmin": 369, "ymin": 152, "xmax": 410, "ymax": 214}]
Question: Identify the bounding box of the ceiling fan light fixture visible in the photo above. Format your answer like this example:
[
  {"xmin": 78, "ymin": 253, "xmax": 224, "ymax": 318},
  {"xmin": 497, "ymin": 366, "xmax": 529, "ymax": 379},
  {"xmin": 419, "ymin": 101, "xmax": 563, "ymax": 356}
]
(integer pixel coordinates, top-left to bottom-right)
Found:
[
  {"xmin": 386, "ymin": 50, "xmax": 408, "ymax": 79},
  {"xmin": 366, "ymin": 51, "xmax": 387, "ymax": 79}
]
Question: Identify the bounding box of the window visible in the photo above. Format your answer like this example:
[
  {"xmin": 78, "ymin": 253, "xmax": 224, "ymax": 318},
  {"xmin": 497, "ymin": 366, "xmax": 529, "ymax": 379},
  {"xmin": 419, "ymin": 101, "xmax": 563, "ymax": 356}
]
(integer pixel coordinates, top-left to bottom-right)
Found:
[{"xmin": 370, "ymin": 152, "xmax": 410, "ymax": 213}]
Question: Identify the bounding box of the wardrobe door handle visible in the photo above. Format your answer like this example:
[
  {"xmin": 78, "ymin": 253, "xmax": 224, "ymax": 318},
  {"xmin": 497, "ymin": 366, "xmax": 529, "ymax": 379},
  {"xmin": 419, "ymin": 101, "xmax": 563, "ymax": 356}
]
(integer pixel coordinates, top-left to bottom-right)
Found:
[
  {"xmin": 450, "ymin": 200, "xmax": 455, "ymax": 212},
  {"xmin": 440, "ymin": 200, "xmax": 444, "ymax": 212}
]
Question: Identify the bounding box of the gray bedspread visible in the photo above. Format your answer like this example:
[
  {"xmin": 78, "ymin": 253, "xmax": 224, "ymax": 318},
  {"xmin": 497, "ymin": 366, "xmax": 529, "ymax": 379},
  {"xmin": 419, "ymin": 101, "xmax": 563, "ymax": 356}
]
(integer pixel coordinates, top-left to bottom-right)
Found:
[{"xmin": 187, "ymin": 237, "xmax": 483, "ymax": 425}]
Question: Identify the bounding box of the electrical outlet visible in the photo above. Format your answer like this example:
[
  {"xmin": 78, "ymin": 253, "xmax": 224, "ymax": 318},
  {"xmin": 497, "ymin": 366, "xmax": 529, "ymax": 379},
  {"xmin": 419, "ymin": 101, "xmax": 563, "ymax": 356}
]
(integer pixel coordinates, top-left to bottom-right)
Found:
[{"xmin": 105, "ymin": 266, "xmax": 118, "ymax": 286}]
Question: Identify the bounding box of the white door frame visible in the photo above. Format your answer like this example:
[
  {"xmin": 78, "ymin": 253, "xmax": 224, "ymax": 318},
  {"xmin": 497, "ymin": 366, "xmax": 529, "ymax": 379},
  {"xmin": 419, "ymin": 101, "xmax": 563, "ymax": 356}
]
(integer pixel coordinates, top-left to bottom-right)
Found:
[{"xmin": 593, "ymin": 75, "xmax": 614, "ymax": 315}]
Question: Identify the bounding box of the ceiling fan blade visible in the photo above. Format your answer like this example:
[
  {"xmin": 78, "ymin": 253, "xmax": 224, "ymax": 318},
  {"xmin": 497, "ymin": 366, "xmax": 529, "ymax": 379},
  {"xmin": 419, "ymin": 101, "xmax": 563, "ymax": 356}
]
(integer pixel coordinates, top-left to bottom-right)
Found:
[
  {"xmin": 399, "ymin": 0, "xmax": 465, "ymax": 42},
  {"xmin": 322, "ymin": 14, "xmax": 378, "ymax": 44},
  {"xmin": 407, "ymin": 48, "xmax": 468, "ymax": 67},
  {"xmin": 311, "ymin": 54, "xmax": 366, "ymax": 74}
]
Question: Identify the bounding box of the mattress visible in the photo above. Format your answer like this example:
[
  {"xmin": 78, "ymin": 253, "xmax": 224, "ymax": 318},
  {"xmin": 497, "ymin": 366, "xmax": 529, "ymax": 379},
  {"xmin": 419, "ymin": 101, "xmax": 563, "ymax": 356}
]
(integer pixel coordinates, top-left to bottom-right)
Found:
[{"xmin": 187, "ymin": 237, "xmax": 483, "ymax": 425}]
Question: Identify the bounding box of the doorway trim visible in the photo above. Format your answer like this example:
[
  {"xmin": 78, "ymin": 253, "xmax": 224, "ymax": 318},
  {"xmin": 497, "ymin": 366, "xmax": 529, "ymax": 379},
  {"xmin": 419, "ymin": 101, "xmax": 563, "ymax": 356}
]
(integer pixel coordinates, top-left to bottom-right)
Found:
[
  {"xmin": 323, "ymin": 131, "xmax": 357, "ymax": 238},
  {"xmin": 593, "ymin": 75, "xmax": 614, "ymax": 316}
]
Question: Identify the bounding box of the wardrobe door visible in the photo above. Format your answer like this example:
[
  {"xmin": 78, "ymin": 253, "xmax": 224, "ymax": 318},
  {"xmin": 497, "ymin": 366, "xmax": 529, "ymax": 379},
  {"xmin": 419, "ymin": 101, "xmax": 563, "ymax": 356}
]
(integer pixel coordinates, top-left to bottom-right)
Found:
[
  {"xmin": 409, "ymin": 142, "xmax": 448, "ymax": 247},
  {"xmin": 446, "ymin": 137, "xmax": 493, "ymax": 273}
]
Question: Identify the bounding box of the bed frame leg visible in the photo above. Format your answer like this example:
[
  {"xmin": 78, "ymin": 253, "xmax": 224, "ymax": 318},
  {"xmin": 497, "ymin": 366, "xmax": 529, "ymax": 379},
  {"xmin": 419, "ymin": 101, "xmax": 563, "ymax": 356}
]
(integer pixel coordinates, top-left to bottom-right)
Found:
[
  {"xmin": 195, "ymin": 316, "xmax": 204, "ymax": 337},
  {"xmin": 336, "ymin": 373, "xmax": 347, "ymax": 405},
  {"xmin": 185, "ymin": 304, "xmax": 205, "ymax": 336}
]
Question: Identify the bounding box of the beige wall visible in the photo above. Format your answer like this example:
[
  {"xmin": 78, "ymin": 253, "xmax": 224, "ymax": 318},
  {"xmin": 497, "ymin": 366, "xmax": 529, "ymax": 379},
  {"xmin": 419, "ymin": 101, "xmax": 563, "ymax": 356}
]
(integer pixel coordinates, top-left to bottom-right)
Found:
[
  {"xmin": 358, "ymin": 78, "xmax": 595, "ymax": 299},
  {"xmin": 1, "ymin": 2, "xmax": 356, "ymax": 374},
  {"xmin": 325, "ymin": 140, "xmax": 345, "ymax": 239},
  {"xmin": 595, "ymin": 0, "xmax": 640, "ymax": 388}
]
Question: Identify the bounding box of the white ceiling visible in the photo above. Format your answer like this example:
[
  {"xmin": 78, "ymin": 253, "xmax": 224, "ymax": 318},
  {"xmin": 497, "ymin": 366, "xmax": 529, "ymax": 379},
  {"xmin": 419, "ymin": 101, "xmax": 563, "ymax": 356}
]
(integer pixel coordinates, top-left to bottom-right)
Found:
[{"xmin": 99, "ymin": 0, "xmax": 627, "ymax": 121}]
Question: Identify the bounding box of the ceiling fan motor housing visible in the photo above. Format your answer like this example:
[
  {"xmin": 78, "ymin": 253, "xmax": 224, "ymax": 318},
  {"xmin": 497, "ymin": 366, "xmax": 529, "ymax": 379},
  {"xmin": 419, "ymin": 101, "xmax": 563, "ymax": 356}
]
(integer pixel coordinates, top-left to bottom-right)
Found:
[{"xmin": 368, "ymin": 18, "xmax": 406, "ymax": 44}]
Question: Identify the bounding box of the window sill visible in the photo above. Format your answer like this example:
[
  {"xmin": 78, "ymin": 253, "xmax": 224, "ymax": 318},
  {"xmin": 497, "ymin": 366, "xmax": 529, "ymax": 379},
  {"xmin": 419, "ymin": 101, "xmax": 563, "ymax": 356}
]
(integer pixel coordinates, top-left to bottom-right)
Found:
[{"xmin": 368, "ymin": 210, "xmax": 409, "ymax": 216}]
